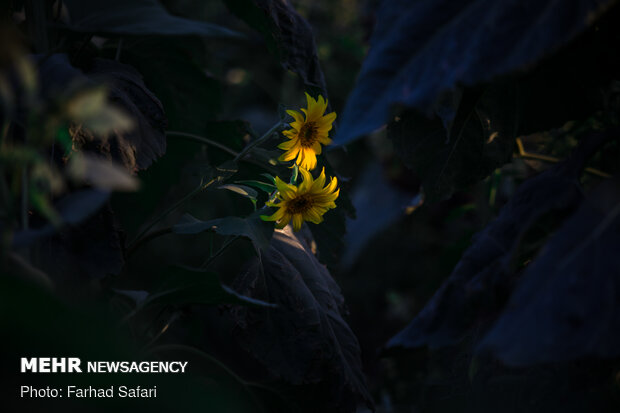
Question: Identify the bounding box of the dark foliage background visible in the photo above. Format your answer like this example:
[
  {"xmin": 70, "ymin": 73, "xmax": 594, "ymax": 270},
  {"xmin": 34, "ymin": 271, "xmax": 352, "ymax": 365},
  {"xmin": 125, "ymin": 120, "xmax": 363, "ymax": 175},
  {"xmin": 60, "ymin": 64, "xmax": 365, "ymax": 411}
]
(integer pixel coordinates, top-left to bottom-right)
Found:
[{"xmin": 1, "ymin": 0, "xmax": 620, "ymax": 412}]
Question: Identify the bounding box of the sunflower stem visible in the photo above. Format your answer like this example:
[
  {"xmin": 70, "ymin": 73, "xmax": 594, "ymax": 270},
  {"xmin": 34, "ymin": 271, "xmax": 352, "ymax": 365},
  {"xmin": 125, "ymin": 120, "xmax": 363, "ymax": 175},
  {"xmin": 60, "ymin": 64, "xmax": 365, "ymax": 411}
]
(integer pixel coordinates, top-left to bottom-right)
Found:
[
  {"xmin": 127, "ymin": 177, "xmax": 215, "ymax": 251},
  {"xmin": 166, "ymin": 131, "xmax": 240, "ymax": 157},
  {"xmin": 289, "ymin": 164, "xmax": 299, "ymax": 185},
  {"xmin": 234, "ymin": 121, "xmax": 282, "ymax": 162}
]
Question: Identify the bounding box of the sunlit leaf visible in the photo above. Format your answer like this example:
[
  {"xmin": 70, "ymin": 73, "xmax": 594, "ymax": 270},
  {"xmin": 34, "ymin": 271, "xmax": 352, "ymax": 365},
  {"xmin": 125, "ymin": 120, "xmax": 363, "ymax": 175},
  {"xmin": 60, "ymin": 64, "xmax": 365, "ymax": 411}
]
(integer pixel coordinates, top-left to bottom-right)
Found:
[{"xmin": 235, "ymin": 180, "xmax": 276, "ymax": 194}]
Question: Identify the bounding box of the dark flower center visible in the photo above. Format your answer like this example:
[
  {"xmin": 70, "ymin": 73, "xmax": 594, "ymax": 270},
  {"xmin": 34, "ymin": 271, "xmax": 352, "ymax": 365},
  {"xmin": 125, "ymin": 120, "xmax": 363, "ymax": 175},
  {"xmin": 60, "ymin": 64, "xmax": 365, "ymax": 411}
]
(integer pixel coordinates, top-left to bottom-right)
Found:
[
  {"xmin": 286, "ymin": 194, "xmax": 313, "ymax": 214},
  {"xmin": 298, "ymin": 122, "xmax": 317, "ymax": 147}
]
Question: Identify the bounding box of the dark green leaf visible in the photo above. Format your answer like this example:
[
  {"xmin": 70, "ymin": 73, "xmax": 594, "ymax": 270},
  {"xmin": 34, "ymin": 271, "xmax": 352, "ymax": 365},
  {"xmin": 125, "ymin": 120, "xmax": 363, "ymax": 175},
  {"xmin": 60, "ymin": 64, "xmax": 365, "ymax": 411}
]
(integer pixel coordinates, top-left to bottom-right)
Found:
[
  {"xmin": 223, "ymin": 0, "xmax": 327, "ymax": 93},
  {"xmin": 235, "ymin": 180, "xmax": 276, "ymax": 194},
  {"xmin": 62, "ymin": 0, "xmax": 241, "ymax": 38},
  {"xmin": 136, "ymin": 266, "xmax": 275, "ymax": 311},
  {"xmin": 386, "ymin": 130, "xmax": 613, "ymax": 350},
  {"xmin": 478, "ymin": 180, "xmax": 620, "ymax": 365},
  {"xmin": 336, "ymin": 0, "xmax": 615, "ymax": 144},
  {"xmin": 173, "ymin": 212, "xmax": 273, "ymax": 253},
  {"xmin": 387, "ymin": 154, "xmax": 583, "ymax": 349},
  {"xmin": 388, "ymin": 86, "xmax": 516, "ymax": 201},
  {"xmin": 219, "ymin": 184, "xmax": 258, "ymax": 200},
  {"xmin": 72, "ymin": 58, "xmax": 167, "ymax": 170},
  {"xmin": 230, "ymin": 227, "xmax": 373, "ymax": 410}
]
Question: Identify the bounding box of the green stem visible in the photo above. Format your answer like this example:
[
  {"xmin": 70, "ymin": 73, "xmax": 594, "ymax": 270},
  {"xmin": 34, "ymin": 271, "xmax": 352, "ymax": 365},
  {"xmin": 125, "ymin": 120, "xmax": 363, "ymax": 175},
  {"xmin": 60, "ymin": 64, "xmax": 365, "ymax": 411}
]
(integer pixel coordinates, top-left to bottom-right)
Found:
[
  {"xmin": 234, "ymin": 121, "xmax": 282, "ymax": 162},
  {"xmin": 126, "ymin": 227, "xmax": 172, "ymax": 257},
  {"xmin": 166, "ymin": 131, "xmax": 239, "ymax": 157},
  {"xmin": 200, "ymin": 235, "xmax": 239, "ymax": 268},
  {"xmin": 127, "ymin": 178, "xmax": 214, "ymax": 251}
]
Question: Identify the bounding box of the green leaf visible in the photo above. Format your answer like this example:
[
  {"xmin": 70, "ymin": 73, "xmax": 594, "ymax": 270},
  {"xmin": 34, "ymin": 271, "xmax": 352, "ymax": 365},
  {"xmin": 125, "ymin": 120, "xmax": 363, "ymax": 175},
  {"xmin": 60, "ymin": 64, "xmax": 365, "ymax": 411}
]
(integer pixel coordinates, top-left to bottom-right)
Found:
[
  {"xmin": 133, "ymin": 267, "xmax": 275, "ymax": 312},
  {"xmin": 235, "ymin": 180, "xmax": 276, "ymax": 194},
  {"xmin": 110, "ymin": 38, "xmax": 230, "ymax": 235},
  {"xmin": 229, "ymin": 227, "xmax": 373, "ymax": 410},
  {"xmin": 289, "ymin": 164, "xmax": 299, "ymax": 184},
  {"xmin": 173, "ymin": 212, "xmax": 274, "ymax": 253},
  {"xmin": 62, "ymin": 0, "xmax": 242, "ymax": 38},
  {"xmin": 223, "ymin": 0, "xmax": 327, "ymax": 92},
  {"xmin": 336, "ymin": 0, "xmax": 615, "ymax": 144},
  {"xmin": 219, "ymin": 184, "xmax": 258, "ymax": 199},
  {"xmin": 260, "ymin": 173, "xmax": 276, "ymax": 184},
  {"xmin": 388, "ymin": 86, "xmax": 516, "ymax": 201},
  {"xmin": 479, "ymin": 180, "xmax": 620, "ymax": 365}
]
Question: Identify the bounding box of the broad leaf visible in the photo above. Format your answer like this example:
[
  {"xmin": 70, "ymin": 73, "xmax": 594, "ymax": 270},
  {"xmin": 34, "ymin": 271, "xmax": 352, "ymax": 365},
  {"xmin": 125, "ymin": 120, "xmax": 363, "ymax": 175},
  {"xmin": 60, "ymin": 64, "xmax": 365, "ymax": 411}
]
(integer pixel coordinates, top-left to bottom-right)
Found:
[
  {"xmin": 386, "ymin": 153, "xmax": 587, "ymax": 349},
  {"xmin": 62, "ymin": 0, "xmax": 241, "ymax": 38},
  {"xmin": 131, "ymin": 266, "xmax": 275, "ymax": 312},
  {"xmin": 336, "ymin": 0, "xmax": 615, "ymax": 144},
  {"xmin": 71, "ymin": 57, "xmax": 167, "ymax": 171},
  {"xmin": 173, "ymin": 212, "xmax": 273, "ymax": 253},
  {"xmin": 229, "ymin": 227, "xmax": 373, "ymax": 411},
  {"xmin": 478, "ymin": 180, "xmax": 620, "ymax": 365},
  {"xmin": 388, "ymin": 86, "xmax": 516, "ymax": 201},
  {"xmin": 235, "ymin": 179, "xmax": 276, "ymax": 194},
  {"xmin": 37, "ymin": 54, "xmax": 167, "ymax": 171},
  {"xmin": 224, "ymin": 0, "xmax": 327, "ymax": 93},
  {"xmin": 218, "ymin": 184, "xmax": 258, "ymax": 207}
]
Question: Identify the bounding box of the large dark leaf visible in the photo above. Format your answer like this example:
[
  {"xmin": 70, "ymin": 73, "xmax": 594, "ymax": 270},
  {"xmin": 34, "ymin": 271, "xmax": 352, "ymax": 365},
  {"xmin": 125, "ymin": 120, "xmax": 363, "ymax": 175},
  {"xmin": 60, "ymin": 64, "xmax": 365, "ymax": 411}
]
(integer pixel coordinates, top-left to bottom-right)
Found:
[
  {"xmin": 224, "ymin": 0, "xmax": 327, "ymax": 93},
  {"xmin": 109, "ymin": 38, "xmax": 227, "ymax": 235},
  {"xmin": 36, "ymin": 54, "xmax": 167, "ymax": 171},
  {"xmin": 388, "ymin": 85, "xmax": 517, "ymax": 201},
  {"xmin": 229, "ymin": 227, "xmax": 373, "ymax": 411},
  {"xmin": 61, "ymin": 0, "xmax": 240, "ymax": 38},
  {"xmin": 173, "ymin": 212, "xmax": 274, "ymax": 254},
  {"xmin": 123, "ymin": 266, "xmax": 275, "ymax": 314},
  {"xmin": 336, "ymin": 0, "xmax": 614, "ymax": 144},
  {"xmin": 478, "ymin": 180, "xmax": 620, "ymax": 365},
  {"xmin": 384, "ymin": 131, "xmax": 614, "ymax": 349},
  {"xmin": 342, "ymin": 162, "xmax": 415, "ymax": 269},
  {"xmin": 71, "ymin": 58, "xmax": 167, "ymax": 171}
]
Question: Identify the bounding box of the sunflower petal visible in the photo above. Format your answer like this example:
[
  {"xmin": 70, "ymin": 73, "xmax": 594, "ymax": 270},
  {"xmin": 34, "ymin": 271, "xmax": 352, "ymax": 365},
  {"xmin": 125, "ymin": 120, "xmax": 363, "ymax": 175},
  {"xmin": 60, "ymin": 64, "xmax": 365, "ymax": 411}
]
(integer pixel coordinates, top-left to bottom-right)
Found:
[
  {"xmin": 298, "ymin": 167, "xmax": 313, "ymax": 193},
  {"xmin": 311, "ymin": 141, "xmax": 323, "ymax": 155},
  {"xmin": 318, "ymin": 111, "xmax": 336, "ymax": 125},
  {"xmin": 274, "ymin": 176, "xmax": 296, "ymax": 198},
  {"xmin": 301, "ymin": 148, "xmax": 317, "ymax": 170},
  {"xmin": 292, "ymin": 214, "xmax": 304, "ymax": 231},
  {"xmin": 311, "ymin": 167, "xmax": 326, "ymax": 191},
  {"xmin": 278, "ymin": 139, "xmax": 299, "ymax": 150},
  {"xmin": 286, "ymin": 109, "xmax": 304, "ymax": 123},
  {"xmin": 275, "ymin": 214, "xmax": 291, "ymax": 229},
  {"xmin": 279, "ymin": 147, "xmax": 300, "ymax": 162},
  {"xmin": 304, "ymin": 208, "xmax": 323, "ymax": 224},
  {"xmin": 318, "ymin": 135, "xmax": 332, "ymax": 145},
  {"xmin": 325, "ymin": 176, "xmax": 338, "ymax": 193}
]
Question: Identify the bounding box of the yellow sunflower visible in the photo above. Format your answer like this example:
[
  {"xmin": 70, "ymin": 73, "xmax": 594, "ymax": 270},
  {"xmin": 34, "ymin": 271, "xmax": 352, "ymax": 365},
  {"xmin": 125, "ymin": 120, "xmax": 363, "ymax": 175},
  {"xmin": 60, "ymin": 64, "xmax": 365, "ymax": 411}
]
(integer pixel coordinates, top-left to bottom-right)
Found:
[
  {"xmin": 261, "ymin": 167, "xmax": 339, "ymax": 232},
  {"xmin": 278, "ymin": 92, "xmax": 337, "ymax": 171}
]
